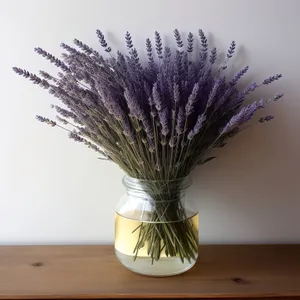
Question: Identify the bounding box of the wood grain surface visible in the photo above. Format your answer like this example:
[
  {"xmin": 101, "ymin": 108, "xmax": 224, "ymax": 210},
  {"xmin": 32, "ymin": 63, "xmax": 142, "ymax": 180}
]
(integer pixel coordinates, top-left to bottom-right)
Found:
[{"xmin": 0, "ymin": 245, "xmax": 299, "ymax": 299}]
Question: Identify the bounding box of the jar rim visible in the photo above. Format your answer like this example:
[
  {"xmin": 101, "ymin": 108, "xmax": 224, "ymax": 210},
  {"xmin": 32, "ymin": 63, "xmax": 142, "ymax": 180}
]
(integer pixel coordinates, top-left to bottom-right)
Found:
[{"xmin": 122, "ymin": 175, "xmax": 192, "ymax": 192}]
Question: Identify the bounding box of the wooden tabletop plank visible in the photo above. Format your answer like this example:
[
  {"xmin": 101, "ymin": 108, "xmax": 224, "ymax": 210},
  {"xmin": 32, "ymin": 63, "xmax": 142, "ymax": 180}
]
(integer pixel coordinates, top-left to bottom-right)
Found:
[{"xmin": 0, "ymin": 245, "xmax": 299, "ymax": 299}]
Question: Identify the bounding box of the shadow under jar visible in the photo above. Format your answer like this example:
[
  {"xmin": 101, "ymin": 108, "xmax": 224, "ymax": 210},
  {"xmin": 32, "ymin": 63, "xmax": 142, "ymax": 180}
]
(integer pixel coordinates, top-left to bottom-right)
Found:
[{"xmin": 115, "ymin": 176, "xmax": 198, "ymax": 276}]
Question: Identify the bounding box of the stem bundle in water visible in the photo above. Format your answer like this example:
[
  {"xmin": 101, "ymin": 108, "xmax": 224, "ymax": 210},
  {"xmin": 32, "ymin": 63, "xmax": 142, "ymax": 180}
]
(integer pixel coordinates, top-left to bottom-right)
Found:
[{"xmin": 132, "ymin": 180, "xmax": 198, "ymax": 264}]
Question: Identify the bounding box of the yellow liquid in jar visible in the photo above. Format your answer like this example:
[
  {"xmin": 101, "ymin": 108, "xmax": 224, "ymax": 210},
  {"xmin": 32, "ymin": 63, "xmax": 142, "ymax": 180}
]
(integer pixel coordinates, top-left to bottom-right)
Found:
[{"xmin": 114, "ymin": 212, "xmax": 199, "ymax": 276}]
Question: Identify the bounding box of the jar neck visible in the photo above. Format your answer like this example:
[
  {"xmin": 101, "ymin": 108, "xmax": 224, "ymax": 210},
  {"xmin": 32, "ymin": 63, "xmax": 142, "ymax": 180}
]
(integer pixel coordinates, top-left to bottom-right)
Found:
[{"xmin": 122, "ymin": 176, "xmax": 192, "ymax": 201}]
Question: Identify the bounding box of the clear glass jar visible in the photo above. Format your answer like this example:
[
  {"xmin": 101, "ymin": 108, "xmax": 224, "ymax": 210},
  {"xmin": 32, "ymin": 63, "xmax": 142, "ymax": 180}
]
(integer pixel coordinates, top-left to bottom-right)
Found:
[{"xmin": 115, "ymin": 176, "xmax": 198, "ymax": 277}]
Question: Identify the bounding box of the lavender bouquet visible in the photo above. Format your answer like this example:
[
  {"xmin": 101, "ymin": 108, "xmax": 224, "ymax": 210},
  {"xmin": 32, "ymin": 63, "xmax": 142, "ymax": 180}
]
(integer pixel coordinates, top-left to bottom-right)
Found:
[{"xmin": 13, "ymin": 29, "xmax": 282, "ymax": 264}]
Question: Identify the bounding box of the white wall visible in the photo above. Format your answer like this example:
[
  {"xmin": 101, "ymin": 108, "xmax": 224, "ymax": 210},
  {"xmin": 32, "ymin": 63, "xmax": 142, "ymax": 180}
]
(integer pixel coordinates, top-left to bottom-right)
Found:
[{"xmin": 0, "ymin": 0, "xmax": 299, "ymax": 245}]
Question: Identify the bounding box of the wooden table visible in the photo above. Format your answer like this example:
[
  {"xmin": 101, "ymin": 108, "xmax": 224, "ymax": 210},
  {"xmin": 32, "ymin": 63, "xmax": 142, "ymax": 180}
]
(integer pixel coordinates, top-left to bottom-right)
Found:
[{"xmin": 0, "ymin": 245, "xmax": 299, "ymax": 299}]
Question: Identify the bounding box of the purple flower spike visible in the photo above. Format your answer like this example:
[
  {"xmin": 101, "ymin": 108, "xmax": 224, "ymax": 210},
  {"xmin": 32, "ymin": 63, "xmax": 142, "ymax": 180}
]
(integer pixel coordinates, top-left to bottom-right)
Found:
[
  {"xmin": 60, "ymin": 43, "xmax": 80, "ymax": 55},
  {"xmin": 69, "ymin": 131, "xmax": 105, "ymax": 154},
  {"xmin": 125, "ymin": 31, "xmax": 133, "ymax": 49},
  {"xmin": 273, "ymin": 93, "xmax": 284, "ymax": 101},
  {"xmin": 187, "ymin": 113, "xmax": 206, "ymax": 140},
  {"xmin": 34, "ymin": 47, "xmax": 70, "ymax": 72},
  {"xmin": 124, "ymin": 88, "xmax": 145, "ymax": 121},
  {"xmin": 96, "ymin": 29, "xmax": 111, "ymax": 52},
  {"xmin": 230, "ymin": 66, "xmax": 249, "ymax": 86},
  {"xmin": 69, "ymin": 131, "xmax": 83, "ymax": 142},
  {"xmin": 227, "ymin": 41, "xmax": 236, "ymax": 58},
  {"xmin": 164, "ymin": 46, "xmax": 172, "ymax": 58},
  {"xmin": 36, "ymin": 115, "xmax": 56, "ymax": 127},
  {"xmin": 146, "ymin": 38, "xmax": 155, "ymax": 67},
  {"xmin": 198, "ymin": 29, "xmax": 208, "ymax": 52},
  {"xmin": 152, "ymin": 82, "xmax": 163, "ymax": 111},
  {"xmin": 187, "ymin": 32, "xmax": 194, "ymax": 53},
  {"xmin": 259, "ymin": 115, "xmax": 274, "ymax": 123},
  {"xmin": 159, "ymin": 108, "xmax": 170, "ymax": 136},
  {"xmin": 173, "ymin": 83, "xmax": 180, "ymax": 105},
  {"xmin": 154, "ymin": 31, "xmax": 163, "ymax": 59},
  {"xmin": 39, "ymin": 71, "xmax": 57, "ymax": 82},
  {"xmin": 185, "ymin": 83, "xmax": 199, "ymax": 116},
  {"xmin": 209, "ymin": 47, "xmax": 217, "ymax": 64},
  {"xmin": 174, "ymin": 29, "xmax": 184, "ymax": 49},
  {"xmin": 73, "ymin": 39, "xmax": 94, "ymax": 55},
  {"xmin": 207, "ymin": 79, "xmax": 222, "ymax": 107},
  {"xmin": 221, "ymin": 99, "xmax": 265, "ymax": 134},
  {"xmin": 176, "ymin": 107, "xmax": 185, "ymax": 135},
  {"xmin": 262, "ymin": 74, "xmax": 282, "ymax": 85},
  {"xmin": 233, "ymin": 82, "xmax": 258, "ymax": 107},
  {"xmin": 13, "ymin": 67, "xmax": 50, "ymax": 88}
]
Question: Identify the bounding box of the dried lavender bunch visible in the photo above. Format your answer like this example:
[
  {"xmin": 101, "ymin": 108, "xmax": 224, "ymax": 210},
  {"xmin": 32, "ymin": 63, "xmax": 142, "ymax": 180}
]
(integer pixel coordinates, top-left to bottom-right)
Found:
[{"xmin": 13, "ymin": 29, "xmax": 283, "ymax": 263}]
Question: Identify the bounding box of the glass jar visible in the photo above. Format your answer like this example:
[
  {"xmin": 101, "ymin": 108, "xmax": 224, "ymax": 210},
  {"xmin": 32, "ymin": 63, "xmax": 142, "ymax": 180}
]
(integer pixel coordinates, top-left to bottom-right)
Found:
[{"xmin": 115, "ymin": 176, "xmax": 198, "ymax": 277}]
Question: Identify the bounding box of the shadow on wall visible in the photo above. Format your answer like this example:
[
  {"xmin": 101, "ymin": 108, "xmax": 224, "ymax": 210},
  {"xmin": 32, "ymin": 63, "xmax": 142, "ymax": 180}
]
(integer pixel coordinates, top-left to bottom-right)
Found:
[{"xmin": 189, "ymin": 100, "xmax": 300, "ymax": 244}]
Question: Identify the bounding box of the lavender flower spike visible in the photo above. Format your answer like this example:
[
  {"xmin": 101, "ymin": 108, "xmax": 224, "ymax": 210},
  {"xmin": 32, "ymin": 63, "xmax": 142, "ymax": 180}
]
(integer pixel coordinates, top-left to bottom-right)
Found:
[
  {"xmin": 96, "ymin": 29, "xmax": 111, "ymax": 52},
  {"xmin": 13, "ymin": 67, "xmax": 50, "ymax": 88},
  {"xmin": 273, "ymin": 93, "xmax": 284, "ymax": 101},
  {"xmin": 124, "ymin": 88, "xmax": 144, "ymax": 120},
  {"xmin": 159, "ymin": 108, "xmax": 170, "ymax": 136},
  {"xmin": 259, "ymin": 115, "xmax": 274, "ymax": 123},
  {"xmin": 207, "ymin": 79, "xmax": 222, "ymax": 107},
  {"xmin": 36, "ymin": 115, "xmax": 56, "ymax": 127},
  {"xmin": 198, "ymin": 29, "xmax": 208, "ymax": 52},
  {"xmin": 221, "ymin": 100, "xmax": 264, "ymax": 134},
  {"xmin": 233, "ymin": 82, "xmax": 258, "ymax": 105},
  {"xmin": 176, "ymin": 107, "xmax": 185, "ymax": 135},
  {"xmin": 73, "ymin": 39, "xmax": 94, "ymax": 55},
  {"xmin": 187, "ymin": 113, "xmax": 206, "ymax": 140},
  {"xmin": 164, "ymin": 46, "xmax": 172, "ymax": 58},
  {"xmin": 241, "ymin": 82, "xmax": 257, "ymax": 96},
  {"xmin": 265, "ymin": 93, "xmax": 284, "ymax": 104},
  {"xmin": 125, "ymin": 31, "xmax": 133, "ymax": 50},
  {"xmin": 185, "ymin": 83, "xmax": 199, "ymax": 116},
  {"xmin": 69, "ymin": 131, "xmax": 104, "ymax": 154},
  {"xmin": 173, "ymin": 83, "xmax": 180, "ymax": 105},
  {"xmin": 173, "ymin": 29, "xmax": 184, "ymax": 49},
  {"xmin": 60, "ymin": 43, "xmax": 80, "ymax": 55},
  {"xmin": 154, "ymin": 31, "xmax": 163, "ymax": 59},
  {"xmin": 34, "ymin": 47, "xmax": 70, "ymax": 72},
  {"xmin": 209, "ymin": 47, "xmax": 217, "ymax": 64},
  {"xmin": 227, "ymin": 41, "xmax": 236, "ymax": 58},
  {"xmin": 152, "ymin": 82, "xmax": 163, "ymax": 111},
  {"xmin": 262, "ymin": 74, "xmax": 282, "ymax": 85},
  {"xmin": 39, "ymin": 70, "xmax": 57, "ymax": 82},
  {"xmin": 146, "ymin": 38, "xmax": 155, "ymax": 66},
  {"xmin": 187, "ymin": 32, "xmax": 193, "ymax": 53},
  {"xmin": 230, "ymin": 66, "xmax": 249, "ymax": 86}
]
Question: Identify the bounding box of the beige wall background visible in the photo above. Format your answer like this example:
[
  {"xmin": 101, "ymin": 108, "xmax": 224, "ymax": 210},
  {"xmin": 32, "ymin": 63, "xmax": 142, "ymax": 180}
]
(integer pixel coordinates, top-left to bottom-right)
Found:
[{"xmin": 0, "ymin": 0, "xmax": 299, "ymax": 244}]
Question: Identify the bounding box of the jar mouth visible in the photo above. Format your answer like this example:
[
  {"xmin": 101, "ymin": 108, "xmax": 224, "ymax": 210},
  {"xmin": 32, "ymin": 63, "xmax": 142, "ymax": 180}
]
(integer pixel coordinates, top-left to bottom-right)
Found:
[{"xmin": 122, "ymin": 175, "xmax": 192, "ymax": 192}]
